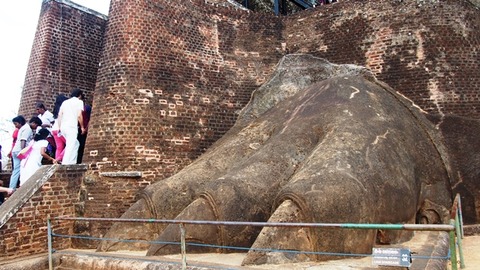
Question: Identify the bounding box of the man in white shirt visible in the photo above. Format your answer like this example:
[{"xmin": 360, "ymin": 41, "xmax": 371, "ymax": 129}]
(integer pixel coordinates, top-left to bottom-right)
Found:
[
  {"xmin": 56, "ymin": 89, "xmax": 86, "ymax": 165},
  {"xmin": 36, "ymin": 103, "xmax": 55, "ymax": 129}
]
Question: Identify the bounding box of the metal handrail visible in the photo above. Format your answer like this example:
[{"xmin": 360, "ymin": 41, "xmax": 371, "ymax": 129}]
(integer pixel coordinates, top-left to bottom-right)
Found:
[
  {"xmin": 52, "ymin": 216, "xmax": 455, "ymax": 231},
  {"xmin": 47, "ymin": 193, "xmax": 466, "ymax": 270}
]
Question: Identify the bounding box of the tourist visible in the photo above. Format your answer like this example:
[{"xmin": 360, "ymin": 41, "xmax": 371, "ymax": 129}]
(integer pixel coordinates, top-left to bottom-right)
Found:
[
  {"xmin": 51, "ymin": 94, "xmax": 69, "ymax": 162},
  {"xmin": 0, "ymin": 184, "xmax": 13, "ymax": 205},
  {"xmin": 9, "ymin": 115, "xmax": 33, "ymax": 190},
  {"xmin": 28, "ymin": 116, "xmax": 43, "ymax": 135},
  {"xmin": 0, "ymin": 186, "xmax": 13, "ymax": 195},
  {"xmin": 7, "ymin": 126, "xmax": 19, "ymax": 161},
  {"xmin": 36, "ymin": 102, "xmax": 55, "ymax": 129},
  {"xmin": 36, "ymin": 102, "xmax": 57, "ymax": 161},
  {"xmin": 0, "ymin": 147, "xmax": 2, "ymax": 203},
  {"xmin": 19, "ymin": 128, "xmax": 58, "ymax": 186},
  {"xmin": 77, "ymin": 93, "xmax": 91, "ymax": 164},
  {"xmin": 57, "ymin": 89, "xmax": 85, "ymax": 165}
]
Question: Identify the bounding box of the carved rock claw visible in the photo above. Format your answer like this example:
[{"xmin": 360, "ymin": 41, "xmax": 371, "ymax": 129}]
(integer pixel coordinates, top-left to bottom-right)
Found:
[{"xmin": 99, "ymin": 54, "xmax": 452, "ymax": 265}]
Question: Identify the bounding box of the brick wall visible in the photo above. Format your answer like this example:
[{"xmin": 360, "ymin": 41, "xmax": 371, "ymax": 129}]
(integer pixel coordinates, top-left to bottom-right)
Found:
[
  {"xmin": 80, "ymin": 0, "xmax": 284, "ymax": 234},
  {"xmin": 72, "ymin": 172, "xmax": 148, "ymax": 247},
  {"xmin": 84, "ymin": 0, "xmax": 283, "ymax": 177},
  {"xmin": 79, "ymin": 0, "xmax": 479, "ymax": 231},
  {"xmin": 17, "ymin": 0, "xmax": 106, "ymax": 118},
  {"xmin": 84, "ymin": 0, "xmax": 480, "ymax": 181},
  {"xmin": 0, "ymin": 165, "xmax": 85, "ymax": 260},
  {"xmin": 283, "ymin": 0, "xmax": 480, "ymax": 119}
]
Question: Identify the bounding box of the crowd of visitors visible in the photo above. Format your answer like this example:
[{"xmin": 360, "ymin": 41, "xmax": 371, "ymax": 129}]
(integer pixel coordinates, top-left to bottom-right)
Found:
[{"xmin": 0, "ymin": 88, "xmax": 91, "ymax": 203}]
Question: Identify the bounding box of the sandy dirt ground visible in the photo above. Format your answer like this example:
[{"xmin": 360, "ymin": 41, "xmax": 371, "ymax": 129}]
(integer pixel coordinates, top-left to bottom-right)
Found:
[
  {"xmin": 455, "ymin": 234, "xmax": 480, "ymax": 270},
  {"xmin": 168, "ymin": 233, "xmax": 480, "ymax": 269}
]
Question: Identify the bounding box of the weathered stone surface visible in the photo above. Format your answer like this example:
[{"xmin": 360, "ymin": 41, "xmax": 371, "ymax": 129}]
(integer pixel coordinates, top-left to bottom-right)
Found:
[
  {"xmin": 433, "ymin": 114, "xmax": 480, "ymax": 224},
  {"xmin": 99, "ymin": 55, "xmax": 453, "ymax": 264}
]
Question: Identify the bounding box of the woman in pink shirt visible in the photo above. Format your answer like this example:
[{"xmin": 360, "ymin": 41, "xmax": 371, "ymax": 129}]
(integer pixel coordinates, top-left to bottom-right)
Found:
[
  {"xmin": 51, "ymin": 94, "xmax": 68, "ymax": 162},
  {"xmin": 8, "ymin": 128, "xmax": 19, "ymax": 160}
]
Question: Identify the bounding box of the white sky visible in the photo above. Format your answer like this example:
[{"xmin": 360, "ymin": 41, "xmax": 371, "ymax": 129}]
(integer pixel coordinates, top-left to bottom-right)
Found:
[{"xmin": 0, "ymin": 0, "xmax": 110, "ymax": 163}]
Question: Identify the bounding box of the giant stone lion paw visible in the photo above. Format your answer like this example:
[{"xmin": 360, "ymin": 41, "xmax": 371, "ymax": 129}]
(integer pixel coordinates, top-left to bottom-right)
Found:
[{"xmin": 97, "ymin": 54, "xmax": 452, "ymax": 265}]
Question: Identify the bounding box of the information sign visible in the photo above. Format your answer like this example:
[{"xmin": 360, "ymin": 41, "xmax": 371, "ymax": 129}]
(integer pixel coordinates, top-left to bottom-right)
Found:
[{"xmin": 372, "ymin": 247, "xmax": 411, "ymax": 267}]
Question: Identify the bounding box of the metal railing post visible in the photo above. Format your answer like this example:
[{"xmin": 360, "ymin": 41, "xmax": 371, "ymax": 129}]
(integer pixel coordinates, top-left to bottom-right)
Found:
[
  {"xmin": 449, "ymin": 219, "xmax": 458, "ymax": 270},
  {"xmin": 47, "ymin": 215, "xmax": 54, "ymax": 270},
  {"xmin": 455, "ymin": 211, "xmax": 465, "ymax": 269},
  {"xmin": 457, "ymin": 194, "xmax": 464, "ymax": 239},
  {"xmin": 180, "ymin": 223, "xmax": 187, "ymax": 270}
]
